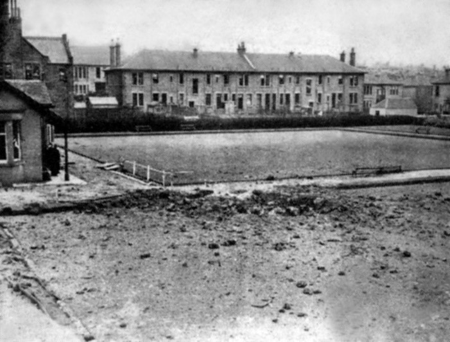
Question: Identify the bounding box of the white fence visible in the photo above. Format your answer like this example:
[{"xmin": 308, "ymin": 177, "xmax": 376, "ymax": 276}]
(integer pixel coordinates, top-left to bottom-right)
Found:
[{"xmin": 122, "ymin": 160, "xmax": 174, "ymax": 186}]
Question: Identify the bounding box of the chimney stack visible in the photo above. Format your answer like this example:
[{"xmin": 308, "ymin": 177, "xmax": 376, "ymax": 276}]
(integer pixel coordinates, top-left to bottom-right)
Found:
[
  {"xmin": 350, "ymin": 47, "xmax": 356, "ymax": 66},
  {"xmin": 115, "ymin": 40, "xmax": 121, "ymax": 66},
  {"xmin": 445, "ymin": 68, "xmax": 450, "ymax": 79},
  {"xmin": 237, "ymin": 41, "xmax": 246, "ymax": 55},
  {"xmin": 340, "ymin": 50, "xmax": 346, "ymax": 63},
  {"xmin": 193, "ymin": 48, "xmax": 198, "ymax": 58},
  {"xmin": 289, "ymin": 51, "xmax": 294, "ymax": 57},
  {"xmin": 110, "ymin": 39, "xmax": 116, "ymax": 66}
]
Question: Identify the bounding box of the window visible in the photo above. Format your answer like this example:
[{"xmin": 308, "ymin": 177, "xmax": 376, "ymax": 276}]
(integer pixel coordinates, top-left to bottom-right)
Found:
[
  {"xmin": 223, "ymin": 93, "xmax": 229, "ymax": 102},
  {"xmin": 280, "ymin": 94, "xmax": 284, "ymax": 105},
  {"xmin": 96, "ymin": 67, "xmax": 101, "ymax": 79},
  {"xmin": 179, "ymin": 73, "xmax": 184, "ymax": 85},
  {"xmin": 337, "ymin": 93, "xmax": 343, "ymax": 104},
  {"xmin": 206, "ymin": 74, "xmax": 211, "ymax": 85},
  {"xmin": 152, "ymin": 93, "xmax": 159, "ymax": 102},
  {"xmin": 364, "ymin": 100, "xmax": 372, "ymax": 109},
  {"xmin": 244, "ymin": 75, "xmax": 249, "ymax": 86},
  {"xmin": 132, "ymin": 72, "xmax": 144, "ymax": 85},
  {"xmin": 327, "ymin": 76, "xmax": 330, "ymax": 85},
  {"xmin": 256, "ymin": 94, "xmax": 262, "ymax": 107},
  {"xmin": 170, "ymin": 75, "xmax": 173, "ymax": 83},
  {"xmin": 288, "ymin": 76, "xmax": 292, "ymax": 84},
  {"xmin": 59, "ymin": 68, "xmax": 67, "ymax": 82},
  {"xmin": 239, "ymin": 75, "xmax": 244, "ymax": 86},
  {"xmin": 295, "ymin": 76, "xmax": 300, "ymax": 84},
  {"xmin": 390, "ymin": 86, "xmax": 399, "ymax": 96},
  {"xmin": 206, "ymin": 93, "xmax": 212, "ymax": 106},
  {"xmin": 132, "ymin": 93, "xmax": 144, "ymax": 106},
  {"xmin": 215, "ymin": 75, "xmax": 220, "ymax": 83},
  {"xmin": 338, "ymin": 76, "xmax": 343, "ymax": 85},
  {"xmin": 349, "ymin": 93, "xmax": 358, "ymax": 104},
  {"xmin": 192, "ymin": 78, "xmax": 199, "ymax": 95},
  {"xmin": 260, "ymin": 75, "xmax": 270, "ymax": 87},
  {"xmin": 295, "ymin": 93, "xmax": 300, "ymax": 104},
  {"xmin": 179, "ymin": 93, "xmax": 184, "ymax": 105},
  {"xmin": 246, "ymin": 94, "xmax": 252, "ymax": 106},
  {"xmin": 318, "ymin": 75, "xmax": 322, "ymax": 85},
  {"xmin": 306, "ymin": 79, "xmax": 312, "ymax": 95},
  {"xmin": 224, "ymin": 74, "xmax": 229, "ymax": 85},
  {"xmin": 0, "ymin": 123, "xmax": 6, "ymax": 161},
  {"xmin": 435, "ymin": 86, "xmax": 440, "ymax": 97},
  {"xmin": 279, "ymin": 75, "xmax": 284, "ymax": 85},
  {"xmin": 0, "ymin": 121, "xmax": 22, "ymax": 162},
  {"xmin": 0, "ymin": 63, "xmax": 12, "ymax": 79},
  {"xmin": 350, "ymin": 76, "xmax": 359, "ymax": 87},
  {"xmin": 25, "ymin": 64, "xmax": 41, "ymax": 80},
  {"xmin": 317, "ymin": 93, "xmax": 322, "ymax": 104},
  {"xmin": 152, "ymin": 73, "xmax": 159, "ymax": 84},
  {"xmin": 364, "ymin": 85, "xmax": 372, "ymax": 95}
]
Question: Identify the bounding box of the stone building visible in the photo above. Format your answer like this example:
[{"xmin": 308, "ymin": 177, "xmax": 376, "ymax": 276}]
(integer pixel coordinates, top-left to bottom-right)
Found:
[
  {"xmin": 0, "ymin": 0, "xmax": 73, "ymax": 118},
  {"xmin": 431, "ymin": 68, "xmax": 450, "ymax": 114},
  {"xmin": 71, "ymin": 44, "xmax": 112, "ymax": 96},
  {"xmin": 363, "ymin": 73, "xmax": 403, "ymax": 113},
  {"xmin": 106, "ymin": 43, "xmax": 364, "ymax": 114}
]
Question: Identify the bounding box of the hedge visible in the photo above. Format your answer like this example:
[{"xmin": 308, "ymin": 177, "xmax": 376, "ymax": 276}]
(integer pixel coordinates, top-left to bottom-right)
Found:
[{"xmin": 57, "ymin": 111, "xmax": 424, "ymax": 134}]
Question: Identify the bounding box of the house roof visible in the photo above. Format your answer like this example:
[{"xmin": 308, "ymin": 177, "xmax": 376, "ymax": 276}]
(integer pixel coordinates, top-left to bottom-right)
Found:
[
  {"xmin": 5, "ymin": 80, "xmax": 53, "ymax": 106},
  {"xmin": 372, "ymin": 98, "xmax": 417, "ymax": 110},
  {"xmin": 88, "ymin": 96, "xmax": 118, "ymax": 107},
  {"xmin": 364, "ymin": 73, "xmax": 403, "ymax": 85},
  {"xmin": 71, "ymin": 45, "xmax": 111, "ymax": 66},
  {"xmin": 111, "ymin": 49, "xmax": 364, "ymax": 74},
  {"xmin": 1, "ymin": 80, "xmax": 63, "ymax": 123},
  {"xmin": 25, "ymin": 36, "xmax": 70, "ymax": 64},
  {"xmin": 432, "ymin": 76, "xmax": 450, "ymax": 85}
]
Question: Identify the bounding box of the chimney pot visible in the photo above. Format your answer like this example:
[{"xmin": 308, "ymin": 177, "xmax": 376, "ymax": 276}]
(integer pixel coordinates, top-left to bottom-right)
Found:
[{"xmin": 193, "ymin": 48, "xmax": 198, "ymax": 57}]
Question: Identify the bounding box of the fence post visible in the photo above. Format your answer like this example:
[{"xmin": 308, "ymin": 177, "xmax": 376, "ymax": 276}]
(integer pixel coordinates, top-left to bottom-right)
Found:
[
  {"xmin": 133, "ymin": 161, "xmax": 136, "ymax": 176},
  {"xmin": 162, "ymin": 171, "xmax": 166, "ymax": 187},
  {"xmin": 147, "ymin": 165, "xmax": 150, "ymax": 182}
]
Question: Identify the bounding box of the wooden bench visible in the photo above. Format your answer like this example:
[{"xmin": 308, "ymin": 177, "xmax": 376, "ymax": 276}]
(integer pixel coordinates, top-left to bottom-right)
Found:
[
  {"xmin": 352, "ymin": 165, "xmax": 402, "ymax": 177},
  {"xmin": 180, "ymin": 124, "xmax": 196, "ymax": 131},
  {"xmin": 415, "ymin": 127, "xmax": 430, "ymax": 134},
  {"xmin": 135, "ymin": 125, "xmax": 152, "ymax": 132}
]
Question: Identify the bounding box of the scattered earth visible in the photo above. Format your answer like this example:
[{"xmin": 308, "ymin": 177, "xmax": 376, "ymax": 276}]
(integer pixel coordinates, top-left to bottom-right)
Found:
[{"xmin": 1, "ymin": 151, "xmax": 450, "ymax": 342}]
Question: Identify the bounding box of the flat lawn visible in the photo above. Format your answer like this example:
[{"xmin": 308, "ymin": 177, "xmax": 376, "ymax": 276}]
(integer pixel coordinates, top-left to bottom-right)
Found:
[{"xmin": 60, "ymin": 130, "xmax": 450, "ymax": 184}]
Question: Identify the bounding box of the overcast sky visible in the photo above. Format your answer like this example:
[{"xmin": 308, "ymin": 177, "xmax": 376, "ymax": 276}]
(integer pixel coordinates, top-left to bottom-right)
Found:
[{"xmin": 20, "ymin": 0, "xmax": 450, "ymax": 67}]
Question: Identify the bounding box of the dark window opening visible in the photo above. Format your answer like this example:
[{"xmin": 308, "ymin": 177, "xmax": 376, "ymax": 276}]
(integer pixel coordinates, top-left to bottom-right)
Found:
[
  {"xmin": 25, "ymin": 64, "xmax": 41, "ymax": 80},
  {"xmin": 206, "ymin": 74, "xmax": 211, "ymax": 85},
  {"xmin": 192, "ymin": 78, "xmax": 199, "ymax": 95},
  {"xmin": 161, "ymin": 93, "xmax": 167, "ymax": 105},
  {"xmin": 153, "ymin": 93, "xmax": 159, "ymax": 102},
  {"xmin": 152, "ymin": 73, "xmax": 159, "ymax": 84},
  {"xmin": 224, "ymin": 74, "xmax": 229, "ymax": 85},
  {"xmin": 179, "ymin": 73, "xmax": 184, "ymax": 85},
  {"xmin": 206, "ymin": 93, "xmax": 212, "ymax": 106}
]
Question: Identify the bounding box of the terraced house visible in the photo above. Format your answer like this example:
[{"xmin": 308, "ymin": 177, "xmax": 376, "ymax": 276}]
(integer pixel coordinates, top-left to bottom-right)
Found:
[{"xmin": 106, "ymin": 43, "xmax": 364, "ymax": 114}]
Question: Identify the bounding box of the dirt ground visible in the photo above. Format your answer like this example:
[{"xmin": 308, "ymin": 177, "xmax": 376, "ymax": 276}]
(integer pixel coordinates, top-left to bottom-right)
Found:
[{"xmin": 1, "ymin": 151, "xmax": 450, "ymax": 342}]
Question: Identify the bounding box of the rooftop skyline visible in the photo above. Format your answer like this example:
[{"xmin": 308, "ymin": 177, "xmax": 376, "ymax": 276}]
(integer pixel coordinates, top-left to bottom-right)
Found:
[{"xmin": 19, "ymin": 0, "xmax": 450, "ymax": 68}]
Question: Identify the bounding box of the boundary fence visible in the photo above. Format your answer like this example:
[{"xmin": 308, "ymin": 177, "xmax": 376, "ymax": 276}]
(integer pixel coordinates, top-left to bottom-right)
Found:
[{"xmin": 121, "ymin": 160, "xmax": 176, "ymax": 186}]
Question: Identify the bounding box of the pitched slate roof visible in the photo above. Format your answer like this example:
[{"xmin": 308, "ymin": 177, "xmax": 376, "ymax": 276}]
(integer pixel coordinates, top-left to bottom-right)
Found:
[
  {"xmin": 432, "ymin": 76, "xmax": 450, "ymax": 85},
  {"xmin": 5, "ymin": 80, "xmax": 53, "ymax": 106},
  {"xmin": 25, "ymin": 36, "xmax": 70, "ymax": 64},
  {"xmin": 117, "ymin": 50, "xmax": 253, "ymax": 72},
  {"xmin": 112, "ymin": 49, "xmax": 364, "ymax": 74},
  {"xmin": 2, "ymin": 80, "xmax": 62, "ymax": 123},
  {"xmin": 364, "ymin": 73, "xmax": 403, "ymax": 85},
  {"xmin": 372, "ymin": 98, "xmax": 417, "ymax": 110},
  {"xmin": 71, "ymin": 45, "xmax": 110, "ymax": 66}
]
